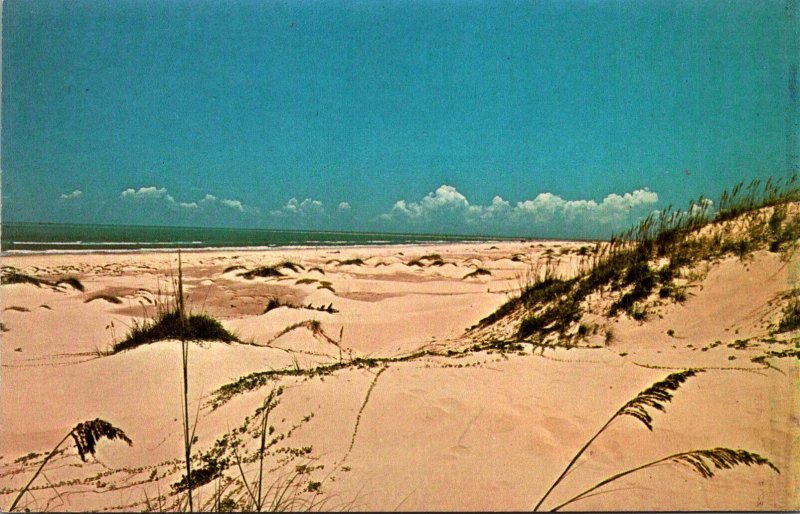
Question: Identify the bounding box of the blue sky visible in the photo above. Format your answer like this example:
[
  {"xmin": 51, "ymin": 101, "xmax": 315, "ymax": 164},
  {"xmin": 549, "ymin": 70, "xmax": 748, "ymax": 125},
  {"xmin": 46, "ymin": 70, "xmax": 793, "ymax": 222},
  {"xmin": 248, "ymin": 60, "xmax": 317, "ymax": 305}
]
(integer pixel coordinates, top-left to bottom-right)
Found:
[{"xmin": 2, "ymin": 0, "xmax": 796, "ymax": 238}]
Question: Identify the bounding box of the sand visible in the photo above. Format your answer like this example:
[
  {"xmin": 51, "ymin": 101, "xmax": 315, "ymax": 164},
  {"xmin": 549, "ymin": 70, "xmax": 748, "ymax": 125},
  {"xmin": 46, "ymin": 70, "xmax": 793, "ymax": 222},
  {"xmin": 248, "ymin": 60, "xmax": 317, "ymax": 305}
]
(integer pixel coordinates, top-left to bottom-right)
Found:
[{"xmin": 0, "ymin": 241, "xmax": 797, "ymax": 511}]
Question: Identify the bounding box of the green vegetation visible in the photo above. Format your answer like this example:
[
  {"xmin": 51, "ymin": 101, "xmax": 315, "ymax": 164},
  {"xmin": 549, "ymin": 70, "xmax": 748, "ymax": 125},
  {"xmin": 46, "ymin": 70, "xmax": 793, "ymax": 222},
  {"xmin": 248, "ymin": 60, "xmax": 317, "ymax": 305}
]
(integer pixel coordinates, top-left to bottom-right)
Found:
[
  {"xmin": 338, "ymin": 258, "xmax": 365, "ymax": 266},
  {"xmin": 168, "ymin": 386, "xmax": 328, "ymax": 512},
  {"xmin": 1, "ymin": 267, "xmax": 85, "ymax": 291},
  {"xmin": 463, "ymin": 268, "xmax": 491, "ymax": 279},
  {"xmin": 777, "ymin": 293, "xmax": 800, "ymax": 333},
  {"xmin": 263, "ymin": 298, "xmax": 339, "ymax": 314},
  {"xmin": 113, "ymin": 256, "xmax": 238, "ymax": 353},
  {"xmin": 56, "ymin": 276, "xmax": 86, "ymax": 292},
  {"xmin": 85, "ymin": 294, "xmax": 123, "ymax": 304},
  {"xmin": 112, "ymin": 310, "xmax": 238, "ymax": 353},
  {"xmin": 479, "ymin": 175, "xmax": 800, "ymax": 344},
  {"xmin": 240, "ymin": 266, "xmax": 285, "ymax": 279},
  {"xmin": 1, "ymin": 268, "xmax": 48, "ymax": 287}
]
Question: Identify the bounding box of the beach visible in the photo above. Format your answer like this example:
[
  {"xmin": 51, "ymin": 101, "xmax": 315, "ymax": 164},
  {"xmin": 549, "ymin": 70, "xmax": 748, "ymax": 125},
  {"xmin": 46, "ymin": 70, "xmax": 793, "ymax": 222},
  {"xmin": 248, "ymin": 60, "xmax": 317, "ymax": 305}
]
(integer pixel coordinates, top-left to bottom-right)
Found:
[{"xmin": 1, "ymin": 240, "xmax": 797, "ymax": 511}]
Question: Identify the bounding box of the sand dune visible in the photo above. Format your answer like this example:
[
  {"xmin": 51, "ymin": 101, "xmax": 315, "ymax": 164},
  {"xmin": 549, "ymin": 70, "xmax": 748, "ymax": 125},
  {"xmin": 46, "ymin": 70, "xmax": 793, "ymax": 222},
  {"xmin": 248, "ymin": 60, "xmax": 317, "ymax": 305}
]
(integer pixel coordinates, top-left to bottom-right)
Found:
[{"xmin": 1, "ymin": 240, "xmax": 797, "ymax": 511}]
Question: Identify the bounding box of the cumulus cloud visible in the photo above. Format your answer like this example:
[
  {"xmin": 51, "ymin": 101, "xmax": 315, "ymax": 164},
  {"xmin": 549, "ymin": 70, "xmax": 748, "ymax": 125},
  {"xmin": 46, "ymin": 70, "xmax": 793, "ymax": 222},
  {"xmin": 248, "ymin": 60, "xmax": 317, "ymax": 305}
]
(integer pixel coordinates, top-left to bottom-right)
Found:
[
  {"xmin": 60, "ymin": 190, "xmax": 83, "ymax": 200},
  {"xmin": 220, "ymin": 199, "xmax": 244, "ymax": 212},
  {"xmin": 121, "ymin": 186, "xmax": 174, "ymax": 202},
  {"xmin": 337, "ymin": 201, "xmax": 351, "ymax": 211},
  {"xmin": 119, "ymin": 186, "xmax": 253, "ymax": 214},
  {"xmin": 380, "ymin": 185, "xmax": 470, "ymax": 222},
  {"xmin": 378, "ymin": 184, "xmax": 659, "ymax": 236},
  {"xmin": 512, "ymin": 188, "xmax": 659, "ymax": 225},
  {"xmin": 271, "ymin": 198, "xmax": 326, "ymax": 218}
]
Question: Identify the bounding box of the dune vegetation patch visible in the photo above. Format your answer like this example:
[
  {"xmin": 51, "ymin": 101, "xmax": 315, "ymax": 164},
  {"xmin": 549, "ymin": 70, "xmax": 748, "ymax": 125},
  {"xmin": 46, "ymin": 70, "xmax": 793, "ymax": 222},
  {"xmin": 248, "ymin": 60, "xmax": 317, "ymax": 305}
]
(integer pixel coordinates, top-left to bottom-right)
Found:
[
  {"xmin": 338, "ymin": 258, "xmax": 366, "ymax": 266},
  {"xmin": 262, "ymin": 297, "xmax": 338, "ymax": 314},
  {"xmin": 85, "ymin": 294, "xmax": 123, "ymax": 304},
  {"xmin": 1, "ymin": 268, "xmax": 85, "ymax": 291},
  {"xmin": 112, "ymin": 310, "xmax": 239, "ymax": 353},
  {"xmin": 239, "ymin": 266, "xmax": 285, "ymax": 279},
  {"xmin": 775, "ymin": 289, "xmax": 800, "ymax": 333},
  {"xmin": 113, "ymin": 255, "xmax": 238, "ymax": 353},
  {"xmin": 4, "ymin": 306, "xmax": 31, "ymax": 313},
  {"xmin": 1, "ymin": 268, "xmax": 49, "ymax": 287},
  {"xmin": 463, "ymin": 268, "xmax": 492, "ymax": 279},
  {"xmin": 477, "ymin": 175, "xmax": 800, "ymax": 345}
]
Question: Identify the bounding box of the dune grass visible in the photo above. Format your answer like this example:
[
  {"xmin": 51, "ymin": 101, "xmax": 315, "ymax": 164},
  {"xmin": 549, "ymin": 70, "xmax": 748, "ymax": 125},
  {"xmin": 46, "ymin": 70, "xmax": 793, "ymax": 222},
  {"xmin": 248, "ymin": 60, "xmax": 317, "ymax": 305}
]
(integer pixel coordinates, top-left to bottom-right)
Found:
[
  {"xmin": 1, "ymin": 268, "xmax": 85, "ymax": 291},
  {"xmin": 55, "ymin": 276, "xmax": 86, "ymax": 292},
  {"xmin": 240, "ymin": 266, "xmax": 285, "ymax": 279},
  {"xmin": 85, "ymin": 294, "xmax": 123, "ymax": 304},
  {"xmin": 8, "ymin": 419, "xmax": 132, "ymax": 512},
  {"xmin": 112, "ymin": 310, "xmax": 239, "ymax": 353},
  {"xmin": 338, "ymin": 258, "xmax": 365, "ymax": 266},
  {"xmin": 777, "ymin": 293, "xmax": 800, "ymax": 333},
  {"xmin": 1, "ymin": 268, "xmax": 48, "ymax": 287},
  {"xmin": 262, "ymin": 298, "xmax": 338, "ymax": 314},
  {"xmin": 463, "ymin": 268, "xmax": 491, "ymax": 279},
  {"xmin": 4, "ymin": 306, "xmax": 31, "ymax": 313},
  {"xmin": 533, "ymin": 369, "xmax": 779, "ymax": 511},
  {"xmin": 112, "ymin": 255, "xmax": 238, "ymax": 354},
  {"xmin": 479, "ymin": 175, "xmax": 800, "ymax": 342}
]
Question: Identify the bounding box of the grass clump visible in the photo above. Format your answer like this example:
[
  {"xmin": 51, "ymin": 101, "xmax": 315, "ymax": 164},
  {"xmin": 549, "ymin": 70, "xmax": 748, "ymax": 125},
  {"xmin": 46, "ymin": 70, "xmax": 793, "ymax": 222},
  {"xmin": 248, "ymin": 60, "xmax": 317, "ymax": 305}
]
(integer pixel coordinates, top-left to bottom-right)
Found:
[
  {"xmin": 85, "ymin": 294, "xmax": 123, "ymax": 304},
  {"xmin": 263, "ymin": 298, "xmax": 338, "ymax": 314},
  {"xmin": 1, "ymin": 268, "xmax": 85, "ymax": 291},
  {"xmin": 338, "ymin": 258, "xmax": 365, "ymax": 266},
  {"xmin": 463, "ymin": 268, "xmax": 491, "ymax": 279},
  {"xmin": 113, "ymin": 255, "xmax": 238, "ymax": 353},
  {"xmin": 1, "ymin": 268, "xmax": 48, "ymax": 287},
  {"xmin": 113, "ymin": 310, "xmax": 238, "ymax": 353},
  {"xmin": 777, "ymin": 295, "xmax": 800, "ymax": 333},
  {"xmin": 55, "ymin": 276, "xmax": 85, "ymax": 292},
  {"xmin": 239, "ymin": 266, "xmax": 285, "ymax": 279}
]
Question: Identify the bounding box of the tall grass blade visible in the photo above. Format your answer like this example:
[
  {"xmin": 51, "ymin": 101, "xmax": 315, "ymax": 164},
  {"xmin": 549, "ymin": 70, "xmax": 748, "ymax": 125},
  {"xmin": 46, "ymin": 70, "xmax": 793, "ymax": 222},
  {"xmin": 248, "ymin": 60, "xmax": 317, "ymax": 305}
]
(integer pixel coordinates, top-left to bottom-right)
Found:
[
  {"xmin": 548, "ymin": 448, "xmax": 779, "ymax": 511},
  {"xmin": 533, "ymin": 369, "xmax": 703, "ymax": 511}
]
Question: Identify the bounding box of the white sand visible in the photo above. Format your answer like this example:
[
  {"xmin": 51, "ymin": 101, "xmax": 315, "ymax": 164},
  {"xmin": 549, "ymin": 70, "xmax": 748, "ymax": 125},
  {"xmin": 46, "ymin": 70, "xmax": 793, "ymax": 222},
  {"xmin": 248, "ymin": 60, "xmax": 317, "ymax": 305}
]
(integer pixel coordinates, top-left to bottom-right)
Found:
[{"xmin": 1, "ymin": 241, "xmax": 797, "ymax": 511}]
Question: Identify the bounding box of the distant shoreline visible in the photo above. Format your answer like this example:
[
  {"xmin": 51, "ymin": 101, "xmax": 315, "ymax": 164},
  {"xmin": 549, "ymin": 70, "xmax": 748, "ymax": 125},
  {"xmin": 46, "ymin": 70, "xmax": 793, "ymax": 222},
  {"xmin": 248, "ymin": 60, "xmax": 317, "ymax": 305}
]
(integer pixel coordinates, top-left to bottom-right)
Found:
[{"xmin": 0, "ymin": 221, "xmax": 600, "ymax": 255}]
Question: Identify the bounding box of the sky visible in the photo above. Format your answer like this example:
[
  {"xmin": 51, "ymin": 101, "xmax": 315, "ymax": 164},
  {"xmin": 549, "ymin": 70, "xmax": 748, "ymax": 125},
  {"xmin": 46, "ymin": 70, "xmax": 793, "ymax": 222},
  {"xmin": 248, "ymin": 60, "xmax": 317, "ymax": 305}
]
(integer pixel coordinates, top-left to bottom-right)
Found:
[{"xmin": 1, "ymin": 0, "xmax": 797, "ymax": 239}]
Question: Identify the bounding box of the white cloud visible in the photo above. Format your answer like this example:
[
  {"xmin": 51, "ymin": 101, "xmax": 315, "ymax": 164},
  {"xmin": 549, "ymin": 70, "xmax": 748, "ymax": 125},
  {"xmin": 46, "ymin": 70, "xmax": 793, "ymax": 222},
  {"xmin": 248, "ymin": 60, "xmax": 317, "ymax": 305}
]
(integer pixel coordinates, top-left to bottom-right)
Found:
[
  {"xmin": 60, "ymin": 190, "xmax": 83, "ymax": 200},
  {"xmin": 119, "ymin": 186, "xmax": 253, "ymax": 214},
  {"xmin": 121, "ymin": 186, "xmax": 174, "ymax": 202},
  {"xmin": 220, "ymin": 199, "xmax": 244, "ymax": 211},
  {"xmin": 384, "ymin": 185, "xmax": 470, "ymax": 222},
  {"xmin": 379, "ymin": 184, "xmax": 659, "ymax": 235},
  {"xmin": 271, "ymin": 198, "xmax": 326, "ymax": 217},
  {"xmin": 337, "ymin": 201, "xmax": 351, "ymax": 211}
]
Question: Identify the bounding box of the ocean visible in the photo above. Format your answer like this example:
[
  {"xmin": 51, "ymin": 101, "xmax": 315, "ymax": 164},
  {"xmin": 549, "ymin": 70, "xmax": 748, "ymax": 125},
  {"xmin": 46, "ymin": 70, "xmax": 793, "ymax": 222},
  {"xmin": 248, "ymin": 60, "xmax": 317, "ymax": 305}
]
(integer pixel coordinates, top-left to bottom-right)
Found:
[{"xmin": 0, "ymin": 222, "xmax": 513, "ymax": 254}]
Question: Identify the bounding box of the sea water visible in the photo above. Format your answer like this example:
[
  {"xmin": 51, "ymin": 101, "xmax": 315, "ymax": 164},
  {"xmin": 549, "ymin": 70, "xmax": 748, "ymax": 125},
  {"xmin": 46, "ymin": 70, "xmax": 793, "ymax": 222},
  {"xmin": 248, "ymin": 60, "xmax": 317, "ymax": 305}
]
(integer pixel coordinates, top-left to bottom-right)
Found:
[{"xmin": 1, "ymin": 222, "xmax": 513, "ymax": 254}]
